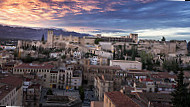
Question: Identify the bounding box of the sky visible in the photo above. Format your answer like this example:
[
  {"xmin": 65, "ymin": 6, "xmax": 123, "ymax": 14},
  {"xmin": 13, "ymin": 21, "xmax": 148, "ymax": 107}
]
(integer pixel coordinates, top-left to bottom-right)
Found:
[{"xmin": 0, "ymin": 0, "xmax": 190, "ymax": 40}]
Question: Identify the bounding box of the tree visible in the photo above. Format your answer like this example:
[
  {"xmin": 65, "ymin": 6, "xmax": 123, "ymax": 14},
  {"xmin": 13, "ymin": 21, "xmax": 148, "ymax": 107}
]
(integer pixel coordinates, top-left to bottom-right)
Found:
[
  {"xmin": 79, "ymin": 86, "xmax": 85, "ymax": 102},
  {"xmin": 120, "ymin": 48, "xmax": 124, "ymax": 60},
  {"xmin": 94, "ymin": 38, "xmax": 102, "ymax": 44},
  {"xmin": 41, "ymin": 34, "xmax": 45, "ymax": 44},
  {"xmin": 171, "ymin": 71, "xmax": 190, "ymax": 107},
  {"xmin": 41, "ymin": 34, "xmax": 45, "ymax": 42},
  {"xmin": 47, "ymin": 89, "xmax": 53, "ymax": 95},
  {"xmin": 163, "ymin": 59, "xmax": 180, "ymax": 74},
  {"xmin": 61, "ymin": 55, "xmax": 66, "ymax": 59},
  {"xmin": 140, "ymin": 51, "xmax": 153, "ymax": 70},
  {"xmin": 113, "ymin": 49, "xmax": 116, "ymax": 60},
  {"xmin": 123, "ymin": 43, "xmax": 126, "ymax": 55},
  {"xmin": 13, "ymin": 50, "xmax": 18, "ymax": 58},
  {"xmin": 22, "ymin": 54, "xmax": 34, "ymax": 63},
  {"xmin": 188, "ymin": 41, "xmax": 190, "ymax": 54},
  {"xmin": 131, "ymin": 45, "xmax": 137, "ymax": 61},
  {"xmin": 161, "ymin": 36, "xmax": 166, "ymax": 41}
]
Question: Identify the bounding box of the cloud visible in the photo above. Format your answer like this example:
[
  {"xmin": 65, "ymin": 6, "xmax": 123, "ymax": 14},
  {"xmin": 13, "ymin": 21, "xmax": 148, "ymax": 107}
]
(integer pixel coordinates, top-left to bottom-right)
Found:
[
  {"xmin": 0, "ymin": 0, "xmax": 129, "ymax": 26},
  {"xmin": 135, "ymin": 27, "xmax": 190, "ymax": 41},
  {"xmin": 0, "ymin": 0, "xmax": 189, "ymax": 40},
  {"xmin": 134, "ymin": 0, "xmax": 156, "ymax": 3}
]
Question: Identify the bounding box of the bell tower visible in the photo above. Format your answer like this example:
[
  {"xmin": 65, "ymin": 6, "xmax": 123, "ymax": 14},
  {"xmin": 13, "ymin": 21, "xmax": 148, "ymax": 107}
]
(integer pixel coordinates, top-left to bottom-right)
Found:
[{"xmin": 47, "ymin": 30, "xmax": 54, "ymax": 48}]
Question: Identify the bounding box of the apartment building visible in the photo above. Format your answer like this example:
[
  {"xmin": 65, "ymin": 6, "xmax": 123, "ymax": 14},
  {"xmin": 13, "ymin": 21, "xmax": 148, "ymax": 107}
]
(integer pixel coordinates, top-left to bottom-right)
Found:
[
  {"xmin": 65, "ymin": 65, "xmax": 82, "ymax": 89},
  {"xmin": 83, "ymin": 65, "xmax": 125, "ymax": 87},
  {"xmin": 0, "ymin": 75, "xmax": 23, "ymax": 106},
  {"xmin": 0, "ymin": 84, "xmax": 17, "ymax": 106},
  {"xmin": 24, "ymin": 84, "xmax": 41, "ymax": 107},
  {"xmin": 94, "ymin": 75, "xmax": 114, "ymax": 101},
  {"xmin": 13, "ymin": 62, "xmax": 55, "ymax": 88}
]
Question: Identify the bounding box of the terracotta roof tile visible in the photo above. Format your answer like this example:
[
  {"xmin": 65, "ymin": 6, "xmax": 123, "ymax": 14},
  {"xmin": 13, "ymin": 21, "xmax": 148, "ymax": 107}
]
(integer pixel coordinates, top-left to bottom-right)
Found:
[
  {"xmin": 14, "ymin": 63, "xmax": 54, "ymax": 69},
  {"xmin": 105, "ymin": 91, "xmax": 140, "ymax": 107},
  {"xmin": 0, "ymin": 76, "xmax": 23, "ymax": 87},
  {"xmin": 88, "ymin": 65, "xmax": 121, "ymax": 70},
  {"xmin": 0, "ymin": 84, "xmax": 15, "ymax": 100}
]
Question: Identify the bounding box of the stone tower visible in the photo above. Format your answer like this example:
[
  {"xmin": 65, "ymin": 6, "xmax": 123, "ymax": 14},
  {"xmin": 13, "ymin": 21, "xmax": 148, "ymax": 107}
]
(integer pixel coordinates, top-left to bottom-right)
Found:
[
  {"xmin": 47, "ymin": 30, "xmax": 54, "ymax": 48},
  {"xmin": 130, "ymin": 33, "xmax": 138, "ymax": 43}
]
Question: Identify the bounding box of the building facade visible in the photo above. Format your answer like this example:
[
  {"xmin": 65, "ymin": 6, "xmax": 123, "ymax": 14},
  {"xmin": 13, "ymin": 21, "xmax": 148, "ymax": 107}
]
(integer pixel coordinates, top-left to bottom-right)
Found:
[
  {"xmin": 110, "ymin": 60, "xmax": 142, "ymax": 71},
  {"xmin": 94, "ymin": 75, "xmax": 114, "ymax": 101}
]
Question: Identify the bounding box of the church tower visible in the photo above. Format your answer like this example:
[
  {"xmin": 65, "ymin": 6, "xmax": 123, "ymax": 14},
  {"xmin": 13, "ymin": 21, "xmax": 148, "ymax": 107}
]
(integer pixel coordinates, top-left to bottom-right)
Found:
[{"xmin": 47, "ymin": 30, "xmax": 54, "ymax": 48}]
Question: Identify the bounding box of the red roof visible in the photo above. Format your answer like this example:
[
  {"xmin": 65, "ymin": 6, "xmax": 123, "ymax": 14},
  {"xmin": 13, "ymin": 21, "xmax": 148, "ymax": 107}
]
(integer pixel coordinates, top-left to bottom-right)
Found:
[
  {"xmin": 28, "ymin": 84, "xmax": 41, "ymax": 89},
  {"xmin": 129, "ymin": 69, "xmax": 150, "ymax": 72},
  {"xmin": 0, "ymin": 76, "xmax": 23, "ymax": 87},
  {"xmin": 105, "ymin": 91, "xmax": 140, "ymax": 107},
  {"xmin": 184, "ymin": 71, "xmax": 190, "ymax": 78},
  {"xmin": 88, "ymin": 65, "xmax": 121, "ymax": 70},
  {"xmin": 151, "ymin": 72, "xmax": 177, "ymax": 79},
  {"xmin": 0, "ymin": 84, "xmax": 15, "ymax": 100},
  {"xmin": 14, "ymin": 63, "xmax": 54, "ymax": 69}
]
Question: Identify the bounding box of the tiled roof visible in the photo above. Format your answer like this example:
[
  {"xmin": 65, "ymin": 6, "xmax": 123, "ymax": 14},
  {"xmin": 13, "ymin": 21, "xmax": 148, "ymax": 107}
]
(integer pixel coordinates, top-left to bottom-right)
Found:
[
  {"xmin": 88, "ymin": 65, "xmax": 121, "ymax": 70},
  {"xmin": 134, "ymin": 92, "xmax": 173, "ymax": 106},
  {"xmin": 0, "ymin": 84, "xmax": 15, "ymax": 100},
  {"xmin": 14, "ymin": 63, "xmax": 54, "ymax": 69},
  {"xmin": 151, "ymin": 72, "xmax": 177, "ymax": 79},
  {"xmin": 129, "ymin": 70, "xmax": 150, "ymax": 73},
  {"xmin": 184, "ymin": 71, "xmax": 190, "ymax": 78},
  {"xmin": 105, "ymin": 91, "xmax": 140, "ymax": 107},
  {"xmin": 0, "ymin": 76, "xmax": 23, "ymax": 88}
]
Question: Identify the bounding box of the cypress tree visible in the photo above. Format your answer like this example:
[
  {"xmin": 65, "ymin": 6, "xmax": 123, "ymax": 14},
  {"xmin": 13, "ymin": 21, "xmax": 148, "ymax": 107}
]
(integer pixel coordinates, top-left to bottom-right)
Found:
[
  {"xmin": 161, "ymin": 36, "xmax": 166, "ymax": 41},
  {"xmin": 41, "ymin": 34, "xmax": 45, "ymax": 42},
  {"xmin": 171, "ymin": 71, "xmax": 190, "ymax": 107},
  {"xmin": 124, "ymin": 43, "xmax": 126, "ymax": 55},
  {"xmin": 113, "ymin": 49, "xmax": 116, "ymax": 60}
]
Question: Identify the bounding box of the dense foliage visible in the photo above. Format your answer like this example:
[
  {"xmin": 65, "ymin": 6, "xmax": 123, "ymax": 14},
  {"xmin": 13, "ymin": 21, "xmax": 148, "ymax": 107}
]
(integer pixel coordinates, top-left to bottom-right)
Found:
[
  {"xmin": 163, "ymin": 59, "xmax": 180, "ymax": 74},
  {"xmin": 94, "ymin": 38, "xmax": 102, "ymax": 44},
  {"xmin": 140, "ymin": 51, "xmax": 154, "ymax": 70},
  {"xmin": 79, "ymin": 86, "xmax": 85, "ymax": 102},
  {"xmin": 171, "ymin": 71, "xmax": 190, "ymax": 107}
]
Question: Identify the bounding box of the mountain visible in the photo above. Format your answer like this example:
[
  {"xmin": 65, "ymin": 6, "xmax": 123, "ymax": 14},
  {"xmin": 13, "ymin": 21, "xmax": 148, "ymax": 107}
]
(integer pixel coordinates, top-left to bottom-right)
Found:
[{"xmin": 0, "ymin": 24, "xmax": 91, "ymax": 40}]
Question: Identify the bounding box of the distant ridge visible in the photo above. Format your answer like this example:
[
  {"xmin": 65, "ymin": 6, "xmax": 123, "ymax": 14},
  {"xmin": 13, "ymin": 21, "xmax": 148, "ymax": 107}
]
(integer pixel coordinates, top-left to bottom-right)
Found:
[{"xmin": 0, "ymin": 24, "xmax": 92, "ymax": 40}]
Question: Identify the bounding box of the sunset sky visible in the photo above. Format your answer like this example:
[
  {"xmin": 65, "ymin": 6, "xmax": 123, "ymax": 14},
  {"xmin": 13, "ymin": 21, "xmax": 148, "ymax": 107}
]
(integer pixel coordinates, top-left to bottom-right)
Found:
[{"xmin": 0, "ymin": 0, "xmax": 189, "ymax": 40}]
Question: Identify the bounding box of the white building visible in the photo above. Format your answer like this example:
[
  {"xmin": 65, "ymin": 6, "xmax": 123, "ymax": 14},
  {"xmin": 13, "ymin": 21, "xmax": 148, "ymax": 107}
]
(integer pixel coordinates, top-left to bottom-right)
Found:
[
  {"xmin": 95, "ymin": 50, "xmax": 113, "ymax": 59},
  {"xmin": 50, "ymin": 52, "xmax": 59, "ymax": 58},
  {"xmin": 90, "ymin": 56, "xmax": 98, "ymax": 65},
  {"xmin": 110, "ymin": 60, "xmax": 142, "ymax": 71},
  {"xmin": 73, "ymin": 51, "xmax": 81, "ymax": 59}
]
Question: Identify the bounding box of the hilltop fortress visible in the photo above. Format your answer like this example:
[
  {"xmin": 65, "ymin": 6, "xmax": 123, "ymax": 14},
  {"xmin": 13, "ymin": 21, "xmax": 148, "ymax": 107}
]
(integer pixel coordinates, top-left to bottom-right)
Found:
[{"xmin": 18, "ymin": 30, "xmax": 138, "ymax": 49}]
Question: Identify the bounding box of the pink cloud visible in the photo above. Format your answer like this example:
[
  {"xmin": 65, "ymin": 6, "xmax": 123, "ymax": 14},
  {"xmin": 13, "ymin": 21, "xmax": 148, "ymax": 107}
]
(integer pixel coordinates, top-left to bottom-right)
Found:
[{"xmin": 0, "ymin": 0, "xmax": 127, "ymax": 27}]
